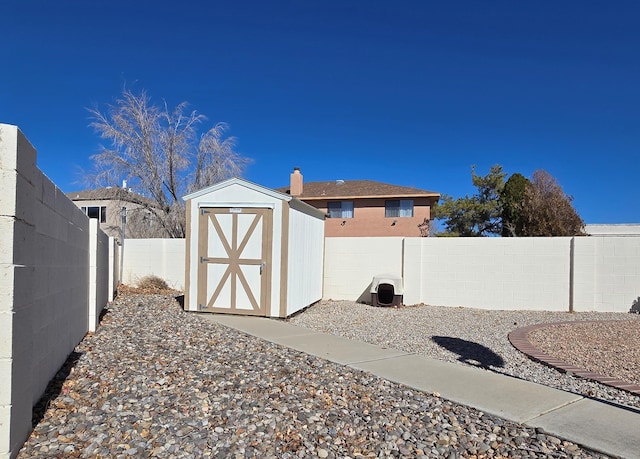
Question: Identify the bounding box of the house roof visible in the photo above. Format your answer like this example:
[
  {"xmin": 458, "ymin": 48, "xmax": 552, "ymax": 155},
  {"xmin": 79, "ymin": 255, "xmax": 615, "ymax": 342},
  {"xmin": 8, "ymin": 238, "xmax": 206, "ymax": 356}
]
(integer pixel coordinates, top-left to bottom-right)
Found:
[
  {"xmin": 66, "ymin": 187, "xmax": 155, "ymax": 206},
  {"xmin": 276, "ymin": 180, "xmax": 440, "ymax": 201}
]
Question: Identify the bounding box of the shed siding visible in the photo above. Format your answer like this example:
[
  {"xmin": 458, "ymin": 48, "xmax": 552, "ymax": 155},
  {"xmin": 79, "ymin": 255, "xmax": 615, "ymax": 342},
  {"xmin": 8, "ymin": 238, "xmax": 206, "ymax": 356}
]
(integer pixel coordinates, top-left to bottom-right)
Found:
[
  {"xmin": 184, "ymin": 179, "xmax": 324, "ymax": 317},
  {"xmin": 185, "ymin": 183, "xmax": 284, "ymax": 314},
  {"xmin": 286, "ymin": 208, "xmax": 325, "ymax": 315}
]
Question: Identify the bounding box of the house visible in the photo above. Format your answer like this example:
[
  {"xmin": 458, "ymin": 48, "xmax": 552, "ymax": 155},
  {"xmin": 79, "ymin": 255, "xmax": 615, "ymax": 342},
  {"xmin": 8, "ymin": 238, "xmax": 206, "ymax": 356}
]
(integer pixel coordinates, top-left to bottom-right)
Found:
[
  {"xmin": 66, "ymin": 185, "xmax": 162, "ymax": 240},
  {"xmin": 585, "ymin": 224, "xmax": 640, "ymax": 236},
  {"xmin": 277, "ymin": 168, "xmax": 440, "ymax": 237}
]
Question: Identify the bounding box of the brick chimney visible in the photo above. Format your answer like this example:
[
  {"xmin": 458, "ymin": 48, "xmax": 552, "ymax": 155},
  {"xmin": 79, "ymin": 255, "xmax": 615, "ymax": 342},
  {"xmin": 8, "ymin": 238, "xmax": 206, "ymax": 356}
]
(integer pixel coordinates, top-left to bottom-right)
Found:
[{"xmin": 290, "ymin": 167, "xmax": 303, "ymax": 196}]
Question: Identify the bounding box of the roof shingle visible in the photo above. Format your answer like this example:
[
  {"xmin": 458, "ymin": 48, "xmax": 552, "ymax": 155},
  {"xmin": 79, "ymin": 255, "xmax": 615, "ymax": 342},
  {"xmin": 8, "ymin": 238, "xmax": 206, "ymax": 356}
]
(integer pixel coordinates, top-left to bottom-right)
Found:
[{"xmin": 276, "ymin": 180, "xmax": 439, "ymax": 200}]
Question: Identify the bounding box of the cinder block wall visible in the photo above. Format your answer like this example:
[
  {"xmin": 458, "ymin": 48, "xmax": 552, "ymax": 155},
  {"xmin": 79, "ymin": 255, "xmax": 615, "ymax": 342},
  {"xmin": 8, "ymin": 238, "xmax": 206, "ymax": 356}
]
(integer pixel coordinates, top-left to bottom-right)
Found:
[
  {"xmin": 108, "ymin": 230, "xmax": 639, "ymax": 314},
  {"xmin": 121, "ymin": 238, "xmax": 186, "ymax": 290},
  {"xmin": 88, "ymin": 219, "xmax": 110, "ymax": 332},
  {"xmin": 323, "ymin": 237, "xmax": 405, "ymax": 302},
  {"xmin": 327, "ymin": 236, "xmax": 638, "ymax": 312},
  {"xmin": 573, "ymin": 236, "xmax": 640, "ymax": 312},
  {"xmin": 0, "ymin": 124, "xmax": 109, "ymax": 459},
  {"xmin": 404, "ymin": 237, "xmax": 572, "ymax": 310}
]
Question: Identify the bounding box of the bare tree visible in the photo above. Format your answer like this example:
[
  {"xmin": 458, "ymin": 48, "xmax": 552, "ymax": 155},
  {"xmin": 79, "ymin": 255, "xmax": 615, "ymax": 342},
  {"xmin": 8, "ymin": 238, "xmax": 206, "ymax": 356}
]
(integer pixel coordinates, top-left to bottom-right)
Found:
[
  {"xmin": 88, "ymin": 89, "xmax": 251, "ymax": 238},
  {"xmin": 520, "ymin": 170, "xmax": 585, "ymax": 236}
]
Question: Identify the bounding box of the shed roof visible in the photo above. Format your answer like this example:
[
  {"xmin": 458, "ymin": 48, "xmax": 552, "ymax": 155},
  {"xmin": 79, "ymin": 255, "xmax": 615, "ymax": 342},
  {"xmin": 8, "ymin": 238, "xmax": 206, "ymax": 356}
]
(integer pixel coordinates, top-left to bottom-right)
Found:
[{"xmin": 183, "ymin": 177, "xmax": 326, "ymax": 219}]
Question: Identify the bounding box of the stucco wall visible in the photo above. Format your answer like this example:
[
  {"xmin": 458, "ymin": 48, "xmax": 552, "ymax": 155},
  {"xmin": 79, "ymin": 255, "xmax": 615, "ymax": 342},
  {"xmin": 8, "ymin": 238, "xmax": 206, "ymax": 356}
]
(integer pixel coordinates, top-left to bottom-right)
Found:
[{"xmin": 309, "ymin": 197, "xmax": 434, "ymax": 237}]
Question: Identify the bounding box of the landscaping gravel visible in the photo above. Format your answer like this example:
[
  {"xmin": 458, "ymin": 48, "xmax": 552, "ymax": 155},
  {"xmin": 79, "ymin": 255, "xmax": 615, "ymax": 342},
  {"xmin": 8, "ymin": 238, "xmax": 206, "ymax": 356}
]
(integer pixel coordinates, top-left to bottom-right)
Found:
[
  {"xmin": 290, "ymin": 301, "xmax": 640, "ymax": 411},
  {"xmin": 17, "ymin": 293, "xmax": 620, "ymax": 458}
]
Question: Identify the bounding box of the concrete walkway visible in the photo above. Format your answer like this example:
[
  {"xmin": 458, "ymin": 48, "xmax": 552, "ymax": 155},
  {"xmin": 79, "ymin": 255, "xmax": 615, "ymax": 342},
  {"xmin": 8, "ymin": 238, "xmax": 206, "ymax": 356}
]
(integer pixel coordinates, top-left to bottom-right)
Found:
[{"xmin": 206, "ymin": 314, "xmax": 640, "ymax": 459}]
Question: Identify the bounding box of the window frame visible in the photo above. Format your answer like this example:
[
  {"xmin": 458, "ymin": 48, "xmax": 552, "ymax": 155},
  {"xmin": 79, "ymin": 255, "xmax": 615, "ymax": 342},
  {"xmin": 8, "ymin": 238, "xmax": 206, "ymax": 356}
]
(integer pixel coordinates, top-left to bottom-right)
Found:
[
  {"xmin": 84, "ymin": 205, "xmax": 107, "ymax": 223},
  {"xmin": 327, "ymin": 200, "xmax": 354, "ymax": 218},
  {"xmin": 385, "ymin": 199, "xmax": 414, "ymax": 218}
]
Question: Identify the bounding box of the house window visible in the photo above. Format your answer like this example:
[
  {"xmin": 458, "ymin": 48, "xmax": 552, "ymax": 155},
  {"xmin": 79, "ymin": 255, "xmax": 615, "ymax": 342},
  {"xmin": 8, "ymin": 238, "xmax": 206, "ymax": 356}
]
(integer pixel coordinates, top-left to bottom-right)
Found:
[
  {"xmin": 82, "ymin": 206, "xmax": 107, "ymax": 223},
  {"xmin": 385, "ymin": 199, "xmax": 413, "ymax": 218},
  {"xmin": 327, "ymin": 201, "xmax": 354, "ymax": 218}
]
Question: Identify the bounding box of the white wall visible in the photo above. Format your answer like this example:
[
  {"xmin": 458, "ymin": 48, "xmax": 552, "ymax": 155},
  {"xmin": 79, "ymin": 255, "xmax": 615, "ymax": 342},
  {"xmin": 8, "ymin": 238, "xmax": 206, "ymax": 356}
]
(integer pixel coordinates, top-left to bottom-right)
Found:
[
  {"xmin": 573, "ymin": 236, "xmax": 640, "ymax": 312},
  {"xmin": 88, "ymin": 220, "xmax": 111, "ymax": 332},
  {"xmin": 121, "ymin": 238, "xmax": 186, "ymax": 290},
  {"xmin": 1, "ymin": 125, "xmax": 88, "ymax": 458},
  {"xmin": 323, "ymin": 238, "xmax": 404, "ymax": 302},
  {"xmin": 585, "ymin": 224, "xmax": 640, "ymax": 236},
  {"xmin": 0, "ymin": 124, "xmax": 111, "ymax": 459},
  {"xmin": 112, "ymin": 233, "xmax": 640, "ymax": 314},
  {"xmin": 325, "ymin": 236, "xmax": 639, "ymax": 313},
  {"xmin": 404, "ymin": 237, "xmax": 572, "ymax": 310}
]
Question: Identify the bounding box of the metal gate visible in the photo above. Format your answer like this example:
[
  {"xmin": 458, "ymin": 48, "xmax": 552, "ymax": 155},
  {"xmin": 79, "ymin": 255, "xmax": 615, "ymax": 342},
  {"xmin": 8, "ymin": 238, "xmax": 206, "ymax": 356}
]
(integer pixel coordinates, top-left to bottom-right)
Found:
[{"xmin": 197, "ymin": 207, "xmax": 272, "ymax": 315}]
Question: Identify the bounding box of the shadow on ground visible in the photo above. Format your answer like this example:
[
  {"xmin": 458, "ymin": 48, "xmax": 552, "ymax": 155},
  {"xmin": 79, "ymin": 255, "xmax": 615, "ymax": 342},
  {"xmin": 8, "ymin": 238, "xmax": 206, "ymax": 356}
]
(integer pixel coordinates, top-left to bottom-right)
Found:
[
  {"xmin": 432, "ymin": 336, "xmax": 505, "ymax": 369},
  {"xmin": 31, "ymin": 351, "xmax": 83, "ymax": 427}
]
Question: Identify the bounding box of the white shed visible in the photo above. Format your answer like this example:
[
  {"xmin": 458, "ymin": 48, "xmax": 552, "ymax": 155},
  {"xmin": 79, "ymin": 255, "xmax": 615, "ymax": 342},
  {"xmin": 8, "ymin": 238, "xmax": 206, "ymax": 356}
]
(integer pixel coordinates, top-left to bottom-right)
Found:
[{"xmin": 183, "ymin": 178, "xmax": 325, "ymax": 318}]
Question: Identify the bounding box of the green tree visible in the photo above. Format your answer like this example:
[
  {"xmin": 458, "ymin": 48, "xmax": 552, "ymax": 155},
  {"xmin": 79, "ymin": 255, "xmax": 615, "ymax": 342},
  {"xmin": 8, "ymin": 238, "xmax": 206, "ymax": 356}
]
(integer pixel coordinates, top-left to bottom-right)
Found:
[
  {"xmin": 500, "ymin": 173, "xmax": 530, "ymax": 237},
  {"xmin": 88, "ymin": 88, "xmax": 251, "ymax": 238},
  {"xmin": 433, "ymin": 165, "xmax": 507, "ymax": 236}
]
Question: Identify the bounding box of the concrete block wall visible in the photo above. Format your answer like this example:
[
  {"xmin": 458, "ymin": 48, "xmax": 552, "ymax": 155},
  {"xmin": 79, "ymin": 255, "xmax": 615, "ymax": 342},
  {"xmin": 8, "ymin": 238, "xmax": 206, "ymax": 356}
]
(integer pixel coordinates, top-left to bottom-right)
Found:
[
  {"xmin": 0, "ymin": 124, "xmax": 111, "ymax": 459},
  {"xmin": 88, "ymin": 220, "xmax": 111, "ymax": 332},
  {"xmin": 573, "ymin": 236, "xmax": 640, "ymax": 312},
  {"xmin": 404, "ymin": 237, "xmax": 572, "ymax": 310},
  {"xmin": 121, "ymin": 238, "xmax": 186, "ymax": 290},
  {"xmin": 109, "ymin": 234, "xmax": 639, "ymax": 314},
  {"xmin": 326, "ymin": 236, "xmax": 638, "ymax": 312},
  {"xmin": 108, "ymin": 237, "xmax": 120, "ymax": 302},
  {"xmin": 323, "ymin": 237, "xmax": 404, "ymax": 302}
]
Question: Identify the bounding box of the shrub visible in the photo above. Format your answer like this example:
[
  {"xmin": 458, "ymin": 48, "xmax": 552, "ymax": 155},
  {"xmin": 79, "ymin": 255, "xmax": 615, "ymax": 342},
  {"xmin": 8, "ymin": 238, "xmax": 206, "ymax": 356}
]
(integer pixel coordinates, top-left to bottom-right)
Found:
[{"xmin": 137, "ymin": 275, "xmax": 170, "ymax": 291}]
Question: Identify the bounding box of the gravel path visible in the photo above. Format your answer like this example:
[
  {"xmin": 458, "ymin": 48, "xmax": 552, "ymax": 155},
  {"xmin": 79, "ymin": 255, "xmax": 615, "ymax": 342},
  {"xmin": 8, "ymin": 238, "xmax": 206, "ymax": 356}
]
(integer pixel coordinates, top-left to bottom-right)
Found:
[
  {"xmin": 18, "ymin": 294, "xmax": 614, "ymax": 458},
  {"xmin": 289, "ymin": 301, "xmax": 640, "ymax": 411}
]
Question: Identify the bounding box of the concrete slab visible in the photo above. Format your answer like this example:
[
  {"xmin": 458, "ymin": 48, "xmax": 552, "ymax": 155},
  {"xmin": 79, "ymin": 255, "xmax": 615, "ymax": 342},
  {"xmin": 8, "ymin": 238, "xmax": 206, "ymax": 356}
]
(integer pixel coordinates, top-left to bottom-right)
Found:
[
  {"xmin": 206, "ymin": 314, "xmax": 408, "ymax": 365},
  {"xmin": 205, "ymin": 315, "xmax": 314, "ymax": 340},
  {"xmin": 350, "ymin": 354, "xmax": 582, "ymax": 423},
  {"xmin": 273, "ymin": 333, "xmax": 409, "ymax": 365},
  {"xmin": 528, "ymin": 398, "xmax": 640, "ymax": 459}
]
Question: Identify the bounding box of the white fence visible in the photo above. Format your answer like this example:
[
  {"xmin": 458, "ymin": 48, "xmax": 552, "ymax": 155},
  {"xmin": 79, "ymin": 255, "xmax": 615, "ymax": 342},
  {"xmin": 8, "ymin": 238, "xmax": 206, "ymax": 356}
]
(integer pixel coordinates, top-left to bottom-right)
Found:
[
  {"xmin": 123, "ymin": 236, "xmax": 640, "ymax": 314},
  {"xmin": 327, "ymin": 236, "xmax": 640, "ymax": 312},
  {"xmin": 0, "ymin": 125, "xmax": 114, "ymax": 459}
]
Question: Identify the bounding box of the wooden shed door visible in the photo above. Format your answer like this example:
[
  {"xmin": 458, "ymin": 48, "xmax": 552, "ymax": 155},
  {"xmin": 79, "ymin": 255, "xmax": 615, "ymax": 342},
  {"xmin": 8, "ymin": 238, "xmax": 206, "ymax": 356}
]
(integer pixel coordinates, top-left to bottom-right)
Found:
[{"xmin": 197, "ymin": 207, "xmax": 272, "ymax": 315}]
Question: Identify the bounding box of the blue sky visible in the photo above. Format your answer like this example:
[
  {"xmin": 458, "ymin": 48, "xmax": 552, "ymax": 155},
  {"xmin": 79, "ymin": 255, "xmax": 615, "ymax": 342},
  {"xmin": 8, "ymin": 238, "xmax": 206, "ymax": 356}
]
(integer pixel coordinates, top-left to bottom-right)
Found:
[{"xmin": 2, "ymin": 1, "xmax": 639, "ymax": 224}]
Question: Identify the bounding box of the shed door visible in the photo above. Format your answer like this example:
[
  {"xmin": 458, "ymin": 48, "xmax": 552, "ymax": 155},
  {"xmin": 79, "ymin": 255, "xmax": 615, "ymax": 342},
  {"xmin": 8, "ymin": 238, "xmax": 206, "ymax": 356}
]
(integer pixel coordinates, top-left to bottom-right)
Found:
[{"xmin": 197, "ymin": 207, "xmax": 272, "ymax": 315}]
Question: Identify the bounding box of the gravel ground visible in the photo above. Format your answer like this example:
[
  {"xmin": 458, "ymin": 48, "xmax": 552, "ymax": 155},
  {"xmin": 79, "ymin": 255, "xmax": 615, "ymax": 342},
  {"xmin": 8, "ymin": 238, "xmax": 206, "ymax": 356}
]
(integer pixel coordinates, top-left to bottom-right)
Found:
[
  {"xmin": 529, "ymin": 321, "xmax": 640, "ymax": 386},
  {"xmin": 18, "ymin": 293, "xmax": 617, "ymax": 458},
  {"xmin": 289, "ymin": 301, "xmax": 640, "ymax": 411}
]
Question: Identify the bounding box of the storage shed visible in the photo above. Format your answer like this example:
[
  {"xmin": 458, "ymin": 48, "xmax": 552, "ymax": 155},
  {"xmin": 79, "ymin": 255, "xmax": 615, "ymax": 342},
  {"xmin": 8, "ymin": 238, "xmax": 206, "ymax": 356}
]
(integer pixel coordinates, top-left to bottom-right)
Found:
[{"xmin": 183, "ymin": 178, "xmax": 326, "ymax": 318}]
